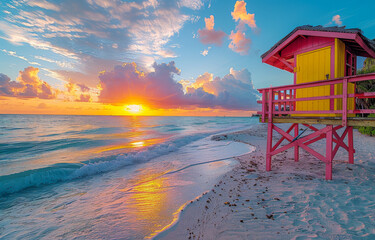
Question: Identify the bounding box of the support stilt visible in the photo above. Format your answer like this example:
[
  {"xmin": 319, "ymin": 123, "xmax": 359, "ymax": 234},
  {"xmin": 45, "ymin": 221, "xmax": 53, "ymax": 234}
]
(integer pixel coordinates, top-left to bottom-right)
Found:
[
  {"xmin": 265, "ymin": 123, "xmax": 355, "ymax": 180},
  {"xmin": 266, "ymin": 123, "xmax": 273, "ymax": 171},
  {"xmin": 294, "ymin": 124, "xmax": 299, "ymax": 162},
  {"xmin": 348, "ymin": 126, "xmax": 354, "ymax": 164},
  {"xmin": 325, "ymin": 125, "xmax": 333, "ymax": 180}
]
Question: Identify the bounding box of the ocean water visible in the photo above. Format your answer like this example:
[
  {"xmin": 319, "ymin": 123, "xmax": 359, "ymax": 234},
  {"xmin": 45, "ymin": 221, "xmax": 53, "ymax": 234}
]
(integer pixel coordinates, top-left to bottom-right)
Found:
[{"xmin": 0, "ymin": 115, "xmax": 257, "ymax": 239}]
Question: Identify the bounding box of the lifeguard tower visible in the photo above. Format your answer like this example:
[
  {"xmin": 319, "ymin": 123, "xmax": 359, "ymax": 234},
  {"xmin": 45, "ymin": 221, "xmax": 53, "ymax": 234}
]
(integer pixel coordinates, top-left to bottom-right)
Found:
[{"xmin": 257, "ymin": 25, "xmax": 375, "ymax": 180}]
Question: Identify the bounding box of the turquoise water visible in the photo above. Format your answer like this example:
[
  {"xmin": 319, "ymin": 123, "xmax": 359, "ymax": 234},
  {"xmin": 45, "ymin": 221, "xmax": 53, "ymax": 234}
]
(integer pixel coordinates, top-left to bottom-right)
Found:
[{"xmin": 0, "ymin": 115, "xmax": 257, "ymax": 239}]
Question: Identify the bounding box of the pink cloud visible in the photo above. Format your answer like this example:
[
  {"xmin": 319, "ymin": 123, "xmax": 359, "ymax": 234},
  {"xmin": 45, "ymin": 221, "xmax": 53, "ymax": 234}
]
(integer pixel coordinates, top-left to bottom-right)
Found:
[
  {"xmin": 27, "ymin": 0, "xmax": 60, "ymax": 11},
  {"xmin": 98, "ymin": 62, "xmax": 184, "ymax": 108},
  {"xmin": 200, "ymin": 47, "xmax": 211, "ymax": 56},
  {"xmin": 78, "ymin": 93, "xmax": 91, "ymax": 102},
  {"xmin": 198, "ymin": 15, "xmax": 226, "ymax": 46},
  {"xmin": 97, "ymin": 61, "xmax": 260, "ymax": 110},
  {"xmin": 229, "ymin": 30, "xmax": 251, "ymax": 55},
  {"xmin": 332, "ymin": 15, "xmax": 342, "ymax": 26}
]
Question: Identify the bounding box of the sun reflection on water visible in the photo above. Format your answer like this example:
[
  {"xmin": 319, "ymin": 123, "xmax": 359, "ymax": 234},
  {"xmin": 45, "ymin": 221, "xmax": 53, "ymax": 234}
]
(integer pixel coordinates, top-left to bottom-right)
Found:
[
  {"xmin": 124, "ymin": 173, "xmax": 172, "ymax": 235},
  {"xmin": 95, "ymin": 138, "xmax": 166, "ymax": 153}
]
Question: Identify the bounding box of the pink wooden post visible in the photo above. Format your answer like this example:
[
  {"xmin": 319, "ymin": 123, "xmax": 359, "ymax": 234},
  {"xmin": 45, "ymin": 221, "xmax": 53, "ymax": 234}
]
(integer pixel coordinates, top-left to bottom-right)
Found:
[
  {"xmin": 283, "ymin": 90, "xmax": 287, "ymax": 113},
  {"xmin": 294, "ymin": 123, "xmax": 299, "ymax": 162},
  {"xmin": 277, "ymin": 91, "xmax": 280, "ymax": 116},
  {"xmin": 348, "ymin": 126, "xmax": 354, "ymax": 164},
  {"xmin": 330, "ymin": 84, "xmax": 335, "ymax": 110},
  {"xmin": 266, "ymin": 89, "xmax": 273, "ymax": 171},
  {"xmin": 261, "ymin": 90, "xmax": 266, "ymax": 123},
  {"xmin": 326, "ymin": 125, "xmax": 333, "ymax": 180},
  {"xmin": 293, "ymin": 89, "xmax": 296, "ymax": 111},
  {"xmin": 266, "ymin": 123, "xmax": 273, "ymax": 171},
  {"xmin": 342, "ymin": 78, "xmax": 348, "ymax": 126},
  {"xmin": 268, "ymin": 89, "xmax": 273, "ymax": 123}
]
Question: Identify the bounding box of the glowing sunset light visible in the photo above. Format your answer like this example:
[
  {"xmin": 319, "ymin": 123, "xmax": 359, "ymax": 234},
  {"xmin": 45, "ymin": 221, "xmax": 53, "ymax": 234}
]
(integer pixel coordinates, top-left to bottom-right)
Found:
[
  {"xmin": 125, "ymin": 104, "xmax": 143, "ymax": 114},
  {"xmin": 0, "ymin": 0, "xmax": 368, "ymax": 117},
  {"xmin": 131, "ymin": 141, "xmax": 145, "ymax": 147}
]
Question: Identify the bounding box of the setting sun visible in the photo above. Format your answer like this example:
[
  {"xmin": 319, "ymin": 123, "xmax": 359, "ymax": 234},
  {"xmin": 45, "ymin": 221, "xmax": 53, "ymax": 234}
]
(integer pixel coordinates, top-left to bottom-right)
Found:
[{"xmin": 125, "ymin": 104, "xmax": 143, "ymax": 114}]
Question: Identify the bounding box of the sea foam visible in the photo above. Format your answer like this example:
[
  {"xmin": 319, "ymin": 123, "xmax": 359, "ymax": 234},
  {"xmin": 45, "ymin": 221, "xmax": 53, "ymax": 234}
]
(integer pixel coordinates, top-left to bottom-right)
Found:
[{"xmin": 0, "ymin": 132, "xmax": 210, "ymax": 196}]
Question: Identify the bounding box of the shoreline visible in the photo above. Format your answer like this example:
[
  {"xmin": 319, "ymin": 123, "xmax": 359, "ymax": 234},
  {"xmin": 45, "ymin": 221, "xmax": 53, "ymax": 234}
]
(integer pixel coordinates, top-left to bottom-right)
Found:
[{"xmin": 156, "ymin": 123, "xmax": 375, "ymax": 239}]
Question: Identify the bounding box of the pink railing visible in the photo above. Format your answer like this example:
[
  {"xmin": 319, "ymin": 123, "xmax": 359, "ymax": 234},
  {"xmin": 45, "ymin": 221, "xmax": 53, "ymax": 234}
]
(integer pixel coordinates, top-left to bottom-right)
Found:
[{"xmin": 257, "ymin": 73, "xmax": 375, "ymax": 126}]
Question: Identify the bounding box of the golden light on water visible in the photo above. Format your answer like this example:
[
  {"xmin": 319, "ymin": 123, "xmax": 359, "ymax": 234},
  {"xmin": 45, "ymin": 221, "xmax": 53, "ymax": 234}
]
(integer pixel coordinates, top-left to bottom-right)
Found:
[
  {"xmin": 95, "ymin": 138, "xmax": 166, "ymax": 153},
  {"xmin": 125, "ymin": 104, "xmax": 143, "ymax": 114}
]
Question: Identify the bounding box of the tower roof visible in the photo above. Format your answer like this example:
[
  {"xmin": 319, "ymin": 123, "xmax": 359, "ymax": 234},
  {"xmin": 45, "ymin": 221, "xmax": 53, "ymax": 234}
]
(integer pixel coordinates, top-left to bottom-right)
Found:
[{"xmin": 262, "ymin": 25, "xmax": 375, "ymax": 72}]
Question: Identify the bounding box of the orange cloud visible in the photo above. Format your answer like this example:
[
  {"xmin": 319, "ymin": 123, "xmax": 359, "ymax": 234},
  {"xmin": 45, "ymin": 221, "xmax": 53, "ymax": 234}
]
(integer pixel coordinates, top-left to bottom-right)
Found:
[
  {"xmin": 65, "ymin": 82, "xmax": 76, "ymax": 93},
  {"xmin": 205, "ymin": 15, "xmax": 215, "ymax": 30},
  {"xmin": 0, "ymin": 67, "xmax": 56, "ymax": 99},
  {"xmin": 198, "ymin": 15, "xmax": 226, "ymax": 46},
  {"xmin": 231, "ymin": 0, "xmax": 256, "ymax": 29},
  {"xmin": 64, "ymin": 82, "xmax": 92, "ymax": 102},
  {"xmin": 229, "ymin": 30, "xmax": 251, "ymax": 55},
  {"xmin": 187, "ymin": 72, "xmax": 214, "ymax": 93}
]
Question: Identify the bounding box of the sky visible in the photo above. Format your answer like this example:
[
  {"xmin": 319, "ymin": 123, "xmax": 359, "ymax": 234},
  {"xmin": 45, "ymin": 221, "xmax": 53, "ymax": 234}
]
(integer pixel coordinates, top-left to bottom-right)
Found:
[{"xmin": 0, "ymin": 0, "xmax": 374, "ymax": 116}]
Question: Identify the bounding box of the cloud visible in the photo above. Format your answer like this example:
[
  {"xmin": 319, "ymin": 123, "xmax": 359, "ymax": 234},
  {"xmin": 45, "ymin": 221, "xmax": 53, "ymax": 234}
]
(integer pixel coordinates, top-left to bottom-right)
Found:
[
  {"xmin": 52, "ymin": 55, "xmax": 122, "ymax": 87},
  {"xmin": 1, "ymin": 0, "xmax": 198, "ymax": 86},
  {"xmin": 205, "ymin": 15, "xmax": 215, "ymax": 31},
  {"xmin": 98, "ymin": 62, "xmax": 183, "ymax": 107},
  {"xmin": 179, "ymin": 0, "xmax": 204, "ymax": 10},
  {"xmin": 65, "ymin": 82, "xmax": 76, "ymax": 93},
  {"xmin": 198, "ymin": 15, "xmax": 226, "ymax": 46},
  {"xmin": 78, "ymin": 94, "xmax": 91, "ymax": 102},
  {"xmin": 0, "ymin": 21, "xmax": 78, "ymax": 60},
  {"xmin": 231, "ymin": 0, "xmax": 256, "ymax": 29},
  {"xmin": 97, "ymin": 61, "xmax": 260, "ymax": 110},
  {"xmin": 64, "ymin": 82, "xmax": 92, "ymax": 102},
  {"xmin": 184, "ymin": 68, "xmax": 260, "ymax": 110},
  {"xmin": 34, "ymin": 56, "xmax": 73, "ymax": 68},
  {"xmin": 228, "ymin": 1, "xmax": 256, "ymax": 55},
  {"xmin": 200, "ymin": 47, "xmax": 211, "ymax": 56},
  {"xmin": 0, "ymin": 67, "xmax": 56, "ymax": 99},
  {"xmin": 65, "ymin": 82, "xmax": 90, "ymax": 93},
  {"xmin": 78, "ymin": 83, "xmax": 90, "ymax": 92},
  {"xmin": 0, "ymin": 73, "xmax": 22, "ymax": 97},
  {"xmin": 332, "ymin": 15, "xmax": 342, "ymax": 26},
  {"xmin": 1, "ymin": 49, "xmax": 40, "ymax": 66},
  {"xmin": 229, "ymin": 30, "xmax": 251, "ymax": 55},
  {"xmin": 27, "ymin": 0, "xmax": 60, "ymax": 11}
]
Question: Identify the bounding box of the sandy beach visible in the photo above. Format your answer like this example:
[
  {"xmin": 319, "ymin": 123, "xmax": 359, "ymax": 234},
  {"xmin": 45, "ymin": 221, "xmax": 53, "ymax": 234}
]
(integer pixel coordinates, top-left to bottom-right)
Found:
[{"xmin": 156, "ymin": 123, "xmax": 375, "ymax": 240}]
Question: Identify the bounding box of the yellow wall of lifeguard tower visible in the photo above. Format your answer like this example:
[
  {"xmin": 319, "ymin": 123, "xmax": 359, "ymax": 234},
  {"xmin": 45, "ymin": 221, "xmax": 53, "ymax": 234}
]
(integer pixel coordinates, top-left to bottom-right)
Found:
[
  {"xmin": 295, "ymin": 46, "xmax": 332, "ymax": 116},
  {"xmin": 294, "ymin": 39, "xmax": 355, "ymax": 117},
  {"xmin": 334, "ymin": 39, "xmax": 355, "ymax": 117}
]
